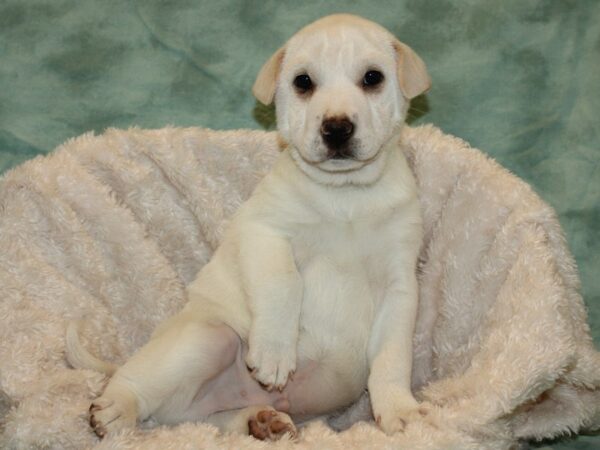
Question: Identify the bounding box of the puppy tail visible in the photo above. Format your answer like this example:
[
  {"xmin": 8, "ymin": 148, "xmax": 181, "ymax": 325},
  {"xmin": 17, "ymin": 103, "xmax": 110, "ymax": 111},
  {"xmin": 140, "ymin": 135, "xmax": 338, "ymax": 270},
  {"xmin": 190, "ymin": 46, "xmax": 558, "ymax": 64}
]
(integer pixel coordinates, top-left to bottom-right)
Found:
[{"xmin": 65, "ymin": 320, "xmax": 118, "ymax": 376}]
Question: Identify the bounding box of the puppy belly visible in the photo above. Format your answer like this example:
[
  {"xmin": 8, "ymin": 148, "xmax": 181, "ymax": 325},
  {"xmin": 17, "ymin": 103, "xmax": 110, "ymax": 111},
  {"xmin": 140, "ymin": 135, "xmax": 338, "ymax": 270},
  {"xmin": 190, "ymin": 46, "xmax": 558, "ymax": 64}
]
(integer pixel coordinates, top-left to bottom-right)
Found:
[
  {"xmin": 183, "ymin": 338, "xmax": 286, "ymax": 419},
  {"xmin": 183, "ymin": 338, "xmax": 358, "ymax": 420}
]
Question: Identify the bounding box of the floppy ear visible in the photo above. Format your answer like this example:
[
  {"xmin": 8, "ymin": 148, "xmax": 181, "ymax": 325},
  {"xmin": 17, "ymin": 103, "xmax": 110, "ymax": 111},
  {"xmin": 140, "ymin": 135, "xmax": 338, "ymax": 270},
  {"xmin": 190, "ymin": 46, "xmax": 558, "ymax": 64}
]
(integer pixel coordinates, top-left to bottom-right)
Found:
[
  {"xmin": 393, "ymin": 41, "xmax": 431, "ymax": 99},
  {"xmin": 252, "ymin": 47, "xmax": 285, "ymax": 105}
]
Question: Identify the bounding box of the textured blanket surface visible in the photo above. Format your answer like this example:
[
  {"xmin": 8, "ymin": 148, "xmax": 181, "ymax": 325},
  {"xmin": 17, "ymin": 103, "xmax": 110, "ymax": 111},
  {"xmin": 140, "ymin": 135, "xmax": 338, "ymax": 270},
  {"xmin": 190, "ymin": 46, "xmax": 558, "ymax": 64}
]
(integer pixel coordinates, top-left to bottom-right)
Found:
[{"xmin": 0, "ymin": 125, "xmax": 598, "ymax": 450}]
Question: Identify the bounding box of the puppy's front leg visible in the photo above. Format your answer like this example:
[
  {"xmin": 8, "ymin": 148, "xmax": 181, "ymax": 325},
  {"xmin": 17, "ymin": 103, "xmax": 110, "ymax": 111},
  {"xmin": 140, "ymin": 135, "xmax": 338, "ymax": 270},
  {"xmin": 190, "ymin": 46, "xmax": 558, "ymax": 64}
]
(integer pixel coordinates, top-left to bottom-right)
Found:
[
  {"xmin": 239, "ymin": 224, "xmax": 303, "ymax": 391},
  {"xmin": 368, "ymin": 271, "xmax": 422, "ymax": 434}
]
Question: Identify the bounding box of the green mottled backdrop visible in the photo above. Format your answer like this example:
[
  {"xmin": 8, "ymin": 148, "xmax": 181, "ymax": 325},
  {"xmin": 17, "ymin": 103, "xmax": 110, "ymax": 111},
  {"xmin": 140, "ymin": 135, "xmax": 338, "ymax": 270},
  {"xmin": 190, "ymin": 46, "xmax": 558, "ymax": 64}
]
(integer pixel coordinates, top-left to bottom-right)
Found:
[{"xmin": 0, "ymin": 0, "xmax": 598, "ymax": 448}]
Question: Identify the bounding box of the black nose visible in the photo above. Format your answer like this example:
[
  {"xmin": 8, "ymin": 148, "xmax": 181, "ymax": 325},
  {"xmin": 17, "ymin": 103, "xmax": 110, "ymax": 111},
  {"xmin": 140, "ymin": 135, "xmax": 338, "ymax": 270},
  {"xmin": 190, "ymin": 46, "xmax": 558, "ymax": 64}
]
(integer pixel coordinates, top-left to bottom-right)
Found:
[{"xmin": 320, "ymin": 117, "xmax": 355, "ymax": 157}]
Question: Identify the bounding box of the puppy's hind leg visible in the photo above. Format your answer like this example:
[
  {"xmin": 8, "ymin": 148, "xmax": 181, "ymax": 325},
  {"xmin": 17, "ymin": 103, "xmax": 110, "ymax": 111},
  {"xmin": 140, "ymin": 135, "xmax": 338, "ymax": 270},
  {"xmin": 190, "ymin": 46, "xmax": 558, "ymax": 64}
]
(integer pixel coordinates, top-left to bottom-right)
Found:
[{"xmin": 89, "ymin": 314, "xmax": 238, "ymax": 437}]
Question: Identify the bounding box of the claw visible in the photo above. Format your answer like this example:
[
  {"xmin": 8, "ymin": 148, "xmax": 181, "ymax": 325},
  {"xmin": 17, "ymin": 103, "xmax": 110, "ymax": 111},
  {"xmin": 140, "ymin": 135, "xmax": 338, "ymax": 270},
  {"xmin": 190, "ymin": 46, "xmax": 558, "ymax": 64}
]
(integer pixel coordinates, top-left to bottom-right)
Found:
[{"xmin": 257, "ymin": 379, "xmax": 273, "ymax": 391}]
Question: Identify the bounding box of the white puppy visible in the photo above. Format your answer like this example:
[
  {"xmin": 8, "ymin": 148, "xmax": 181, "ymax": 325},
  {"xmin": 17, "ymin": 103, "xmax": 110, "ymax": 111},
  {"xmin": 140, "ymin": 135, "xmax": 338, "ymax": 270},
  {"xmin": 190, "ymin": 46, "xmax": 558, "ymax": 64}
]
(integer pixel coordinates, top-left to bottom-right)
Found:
[{"xmin": 66, "ymin": 13, "xmax": 430, "ymax": 440}]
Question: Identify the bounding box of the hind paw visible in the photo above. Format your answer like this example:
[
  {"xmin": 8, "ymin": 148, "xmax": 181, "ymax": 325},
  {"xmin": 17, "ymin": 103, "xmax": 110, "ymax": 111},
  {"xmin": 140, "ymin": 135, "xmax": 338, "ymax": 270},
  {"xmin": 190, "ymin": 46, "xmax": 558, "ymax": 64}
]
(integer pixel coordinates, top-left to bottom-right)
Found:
[
  {"xmin": 89, "ymin": 395, "xmax": 136, "ymax": 438},
  {"xmin": 248, "ymin": 408, "xmax": 297, "ymax": 441}
]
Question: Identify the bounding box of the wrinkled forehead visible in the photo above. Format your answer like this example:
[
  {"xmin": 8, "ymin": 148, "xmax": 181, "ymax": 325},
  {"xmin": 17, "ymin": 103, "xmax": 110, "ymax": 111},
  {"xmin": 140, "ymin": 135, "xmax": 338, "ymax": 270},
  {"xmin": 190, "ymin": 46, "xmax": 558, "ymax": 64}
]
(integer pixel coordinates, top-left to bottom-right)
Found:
[{"xmin": 281, "ymin": 23, "xmax": 396, "ymax": 76}]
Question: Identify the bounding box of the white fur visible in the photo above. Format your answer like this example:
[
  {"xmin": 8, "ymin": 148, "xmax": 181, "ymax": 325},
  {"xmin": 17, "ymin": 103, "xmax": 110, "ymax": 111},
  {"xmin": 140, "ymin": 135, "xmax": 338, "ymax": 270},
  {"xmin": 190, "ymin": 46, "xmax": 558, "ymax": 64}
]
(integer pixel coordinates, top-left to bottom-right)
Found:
[{"xmin": 65, "ymin": 14, "xmax": 428, "ymax": 438}]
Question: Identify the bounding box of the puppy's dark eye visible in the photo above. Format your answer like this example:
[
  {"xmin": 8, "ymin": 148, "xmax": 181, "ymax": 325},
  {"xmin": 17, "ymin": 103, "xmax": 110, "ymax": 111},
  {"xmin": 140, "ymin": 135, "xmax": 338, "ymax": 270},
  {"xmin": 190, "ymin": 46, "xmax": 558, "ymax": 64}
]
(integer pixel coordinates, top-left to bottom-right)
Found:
[
  {"xmin": 293, "ymin": 74, "xmax": 313, "ymax": 93},
  {"xmin": 362, "ymin": 70, "xmax": 384, "ymax": 89}
]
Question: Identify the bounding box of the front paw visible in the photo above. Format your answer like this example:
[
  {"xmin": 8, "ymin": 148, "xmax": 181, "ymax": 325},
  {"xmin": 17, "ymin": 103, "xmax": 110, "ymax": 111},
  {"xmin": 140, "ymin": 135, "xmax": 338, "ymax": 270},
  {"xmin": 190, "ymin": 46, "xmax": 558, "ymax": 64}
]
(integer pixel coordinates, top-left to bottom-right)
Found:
[
  {"xmin": 245, "ymin": 340, "xmax": 296, "ymax": 391},
  {"xmin": 376, "ymin": 404, "xmax": 431, "ymax": 435},
  {"xmin": 372, "ymin": 389, "xmax": 428, "ymax": 435}
]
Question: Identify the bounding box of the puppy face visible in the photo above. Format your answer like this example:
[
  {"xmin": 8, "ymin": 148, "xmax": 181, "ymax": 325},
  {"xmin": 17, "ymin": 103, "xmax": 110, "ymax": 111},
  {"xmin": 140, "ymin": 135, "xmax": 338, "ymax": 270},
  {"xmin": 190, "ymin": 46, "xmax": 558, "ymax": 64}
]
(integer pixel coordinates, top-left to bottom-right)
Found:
[{"xmin": 253, "ymin": 15, "xmax": 430, "ymax": 184}]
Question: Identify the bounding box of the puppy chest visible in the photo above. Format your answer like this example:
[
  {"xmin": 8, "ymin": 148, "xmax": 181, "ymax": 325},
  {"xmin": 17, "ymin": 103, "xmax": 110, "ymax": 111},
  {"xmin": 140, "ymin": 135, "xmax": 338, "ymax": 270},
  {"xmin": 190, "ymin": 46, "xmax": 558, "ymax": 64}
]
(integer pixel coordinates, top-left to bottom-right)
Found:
[{"xmin": 291, "ymin": 225, "xmax": 390, "ymax": 350}]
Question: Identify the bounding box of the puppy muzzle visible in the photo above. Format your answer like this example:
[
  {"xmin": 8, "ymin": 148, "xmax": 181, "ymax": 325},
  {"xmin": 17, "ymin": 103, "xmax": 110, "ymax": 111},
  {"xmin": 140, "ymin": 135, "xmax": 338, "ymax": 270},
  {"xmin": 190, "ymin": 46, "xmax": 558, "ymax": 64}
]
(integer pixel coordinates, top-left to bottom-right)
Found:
[{"xmin": 320, "ymin": 117, "xmax": 355, "ymax": 159}]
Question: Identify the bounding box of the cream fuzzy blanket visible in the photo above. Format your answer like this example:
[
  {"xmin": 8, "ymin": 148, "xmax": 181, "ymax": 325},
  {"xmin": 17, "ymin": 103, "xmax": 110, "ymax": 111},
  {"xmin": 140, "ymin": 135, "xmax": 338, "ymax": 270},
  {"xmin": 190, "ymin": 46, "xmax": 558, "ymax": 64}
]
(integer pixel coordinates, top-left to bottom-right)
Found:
[{"xmin": 0, "ymin": 125, "xmax": 598, "ymax": 450}]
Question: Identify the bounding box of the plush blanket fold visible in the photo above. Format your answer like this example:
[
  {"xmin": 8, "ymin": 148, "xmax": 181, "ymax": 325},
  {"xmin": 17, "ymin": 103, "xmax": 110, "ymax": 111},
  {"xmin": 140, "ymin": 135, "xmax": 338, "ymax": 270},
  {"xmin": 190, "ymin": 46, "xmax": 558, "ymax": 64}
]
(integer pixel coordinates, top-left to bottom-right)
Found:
[{"xmin": 0, "ymin": 125, "xmax": 598, "ymax": 450}]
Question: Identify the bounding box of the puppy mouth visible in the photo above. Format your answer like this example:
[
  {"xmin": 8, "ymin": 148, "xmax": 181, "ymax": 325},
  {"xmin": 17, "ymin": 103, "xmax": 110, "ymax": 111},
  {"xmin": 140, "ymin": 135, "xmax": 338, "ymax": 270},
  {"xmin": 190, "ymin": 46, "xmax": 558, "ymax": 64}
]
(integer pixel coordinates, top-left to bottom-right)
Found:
[
  {"xmin": 295, "ymin": 144, "xmax": 382, "ymax": 173},
  {"xmin": 317, "ymin": 159, "xmax": 366, "ymax": 173}
]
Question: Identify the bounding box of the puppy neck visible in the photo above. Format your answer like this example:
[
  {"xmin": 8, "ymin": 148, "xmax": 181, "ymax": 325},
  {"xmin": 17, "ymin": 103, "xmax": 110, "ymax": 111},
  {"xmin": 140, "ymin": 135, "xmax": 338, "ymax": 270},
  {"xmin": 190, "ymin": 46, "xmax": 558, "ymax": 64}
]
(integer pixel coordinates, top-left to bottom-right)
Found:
[{"xmin": 265, "ymin": 131, "xmax": 416, "ymax": 223}]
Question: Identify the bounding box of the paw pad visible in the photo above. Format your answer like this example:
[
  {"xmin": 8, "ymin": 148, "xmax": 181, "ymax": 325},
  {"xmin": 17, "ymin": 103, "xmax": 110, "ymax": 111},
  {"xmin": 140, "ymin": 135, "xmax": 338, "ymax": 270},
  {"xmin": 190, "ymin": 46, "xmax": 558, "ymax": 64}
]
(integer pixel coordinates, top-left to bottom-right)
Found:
[{"xmin": 248, "ymin": 409, "xmax": 297, "ymax": 441}]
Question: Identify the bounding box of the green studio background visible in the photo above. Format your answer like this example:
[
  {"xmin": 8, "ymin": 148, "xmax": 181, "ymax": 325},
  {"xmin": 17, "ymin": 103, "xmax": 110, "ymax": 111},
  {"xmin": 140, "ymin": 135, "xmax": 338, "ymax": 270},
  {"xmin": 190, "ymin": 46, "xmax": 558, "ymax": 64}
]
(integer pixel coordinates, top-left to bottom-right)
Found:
[{"xmin": 1, "ymin": 1, "xmax": 598, "ymax": 448}]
